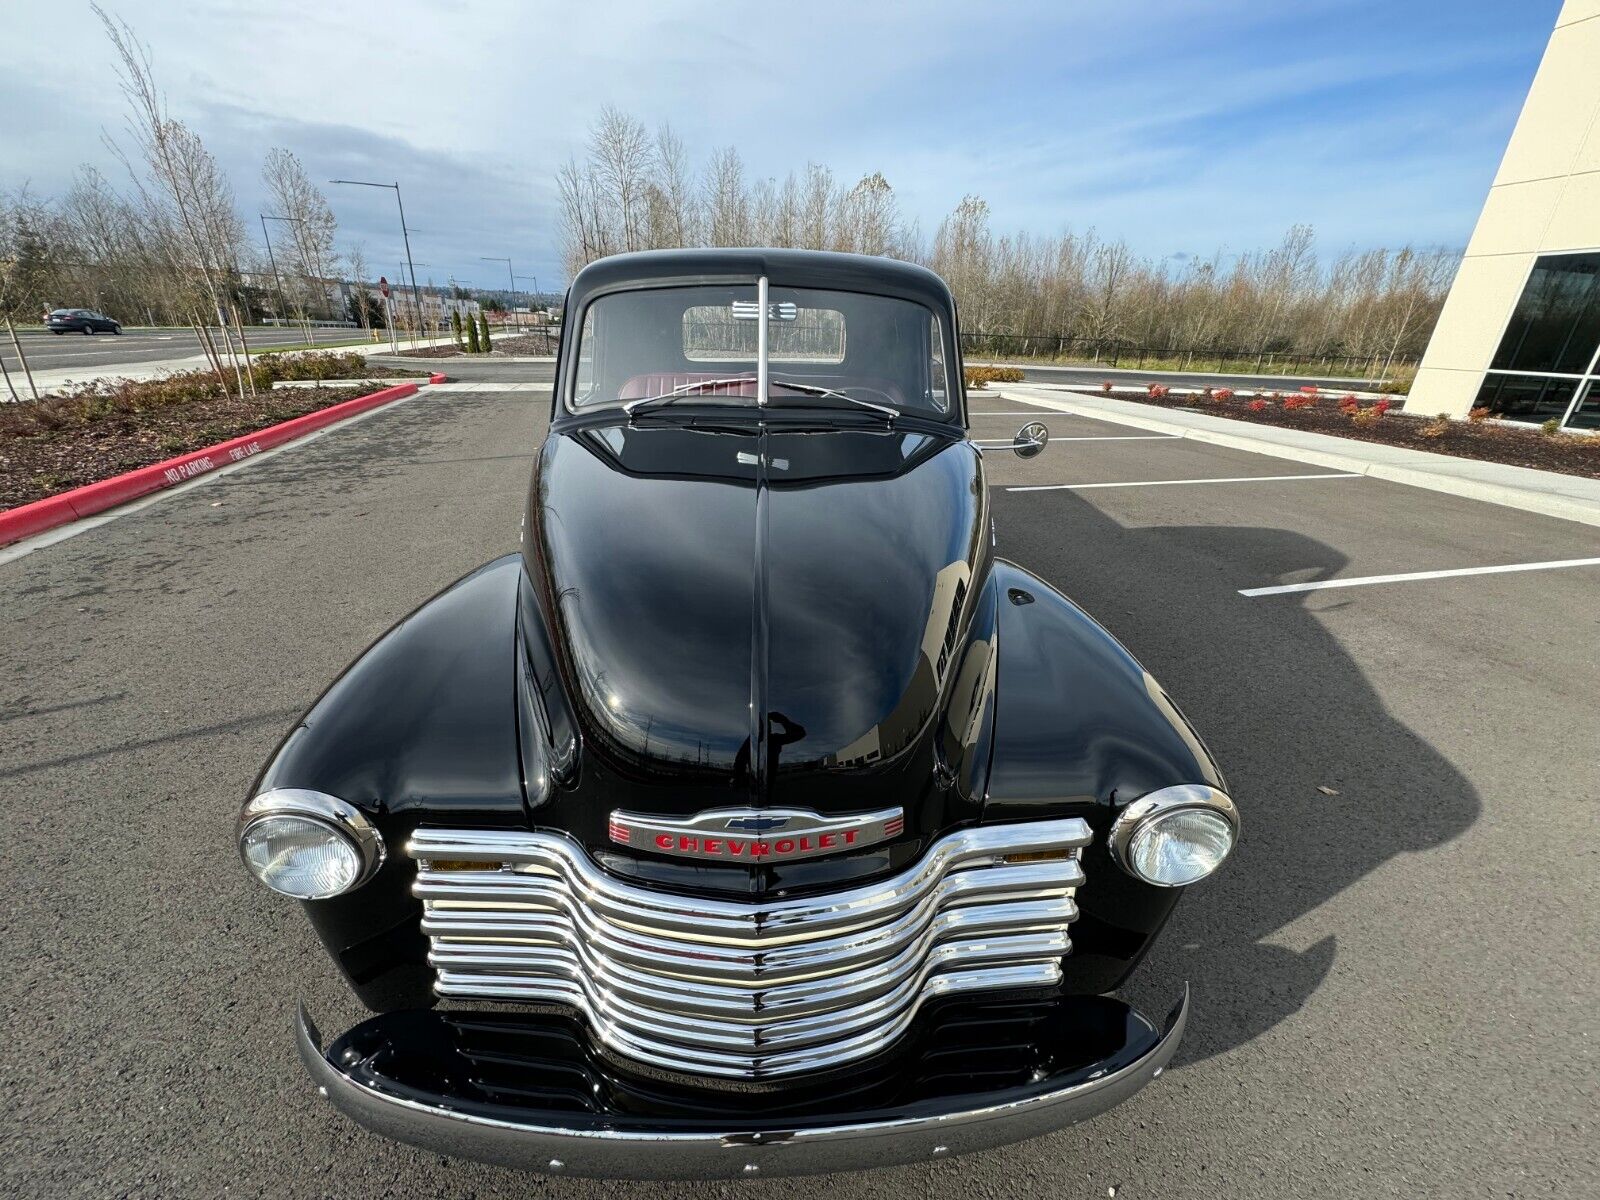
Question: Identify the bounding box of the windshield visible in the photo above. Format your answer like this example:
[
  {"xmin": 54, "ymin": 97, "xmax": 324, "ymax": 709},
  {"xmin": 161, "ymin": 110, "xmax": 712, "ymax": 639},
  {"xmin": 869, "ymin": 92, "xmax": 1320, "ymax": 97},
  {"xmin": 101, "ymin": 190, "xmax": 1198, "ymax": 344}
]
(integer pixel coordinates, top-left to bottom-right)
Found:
[{"xmin": 568, "ymin": 284, "xmax": 954, "ymax": 417}]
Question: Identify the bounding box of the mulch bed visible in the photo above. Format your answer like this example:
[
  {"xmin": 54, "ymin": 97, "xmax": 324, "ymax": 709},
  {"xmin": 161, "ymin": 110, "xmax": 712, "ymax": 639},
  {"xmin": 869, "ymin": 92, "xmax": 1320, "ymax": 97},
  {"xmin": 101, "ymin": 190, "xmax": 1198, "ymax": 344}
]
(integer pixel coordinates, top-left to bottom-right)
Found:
[
  {"xmin": 398, "ymin": 332, "xmax": 558, "ymax": 359},
  {"xmin": 0, "ymin": 385, "xmax": 376, "ymax": 510},
  {"xmin": 1104, "ymin": 389, "xmax": 1600, "ymax": 480}
]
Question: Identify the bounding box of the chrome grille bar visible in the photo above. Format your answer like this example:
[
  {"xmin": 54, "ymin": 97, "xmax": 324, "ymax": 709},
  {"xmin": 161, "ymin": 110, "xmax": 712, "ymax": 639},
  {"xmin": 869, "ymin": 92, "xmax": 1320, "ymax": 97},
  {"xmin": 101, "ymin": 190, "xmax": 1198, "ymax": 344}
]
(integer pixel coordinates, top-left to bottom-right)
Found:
[{"xmin": 409, "ymin": 818, "xmax": 1090, "ymax": 1079}]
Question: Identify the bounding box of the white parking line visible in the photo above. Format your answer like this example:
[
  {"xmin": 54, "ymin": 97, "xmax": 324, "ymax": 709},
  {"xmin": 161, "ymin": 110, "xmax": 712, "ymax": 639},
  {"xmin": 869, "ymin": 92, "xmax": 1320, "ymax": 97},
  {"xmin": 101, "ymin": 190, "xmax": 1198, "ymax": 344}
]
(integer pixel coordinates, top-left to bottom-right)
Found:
[
  {"xmin": 1240, "ymin": 556, "xmax": 1600, "ymax": 597},
  {"xmin": 1047, "ymin": 434, "xmax": 1178, "ymax": 442},
  {"xmin": 1007, "ymin": 472, "xmax": 1361, "ymax": 493}
]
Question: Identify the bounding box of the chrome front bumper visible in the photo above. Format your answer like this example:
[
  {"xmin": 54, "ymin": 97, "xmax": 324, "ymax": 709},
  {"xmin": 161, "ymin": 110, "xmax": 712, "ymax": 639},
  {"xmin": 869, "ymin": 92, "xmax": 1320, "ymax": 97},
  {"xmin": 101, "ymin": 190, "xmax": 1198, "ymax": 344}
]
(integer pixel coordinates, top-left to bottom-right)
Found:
[{"xmin": 295, "ymin": 987, "xmax": 1187, "ymax": 1180}]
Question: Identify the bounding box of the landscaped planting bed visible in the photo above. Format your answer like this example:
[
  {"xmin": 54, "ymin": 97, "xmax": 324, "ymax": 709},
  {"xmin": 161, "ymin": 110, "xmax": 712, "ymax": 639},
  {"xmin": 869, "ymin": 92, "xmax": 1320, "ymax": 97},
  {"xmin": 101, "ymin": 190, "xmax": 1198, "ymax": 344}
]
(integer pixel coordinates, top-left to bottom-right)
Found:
[
  {"xmin": 0, "ymin": 353, "xmax": 407, "ymax": 510},
  {"xmin": 399, "ymin": 331, "xmax": 559, "ymax": 358},
  {"xmin": 1087, "ymin": 384, "xmax": 1600, "ymax": 480}
]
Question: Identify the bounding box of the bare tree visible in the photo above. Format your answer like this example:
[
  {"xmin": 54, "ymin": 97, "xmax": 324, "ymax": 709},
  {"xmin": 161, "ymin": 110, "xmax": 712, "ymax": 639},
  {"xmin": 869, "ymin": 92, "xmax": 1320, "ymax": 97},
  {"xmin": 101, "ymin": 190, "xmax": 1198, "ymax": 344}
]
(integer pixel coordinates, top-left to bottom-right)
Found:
[
  {"xmin": 262, "ymin": 147, "xmax": 339, "ymax": 339},
  {"xmin": 704, "ymin": 147, "xmax": 751, "ymax": 247},
  {"xmin": 94, "ymin": 3, "xmax": 248, "ymax": 395},
  {"xmin": 589, "ymin": 106, "xmax": 652, "ymax": 253},
  {"xmin": 651, "ymin": 123, "xmax": 696, "ymax": 247},
  {"xmin": 346, "ymin": 241, "xmax": 372, "ymax": 334},
  {"xmin": 549, "ymin": 107, "xmax": 1459, "ymax": 370}
]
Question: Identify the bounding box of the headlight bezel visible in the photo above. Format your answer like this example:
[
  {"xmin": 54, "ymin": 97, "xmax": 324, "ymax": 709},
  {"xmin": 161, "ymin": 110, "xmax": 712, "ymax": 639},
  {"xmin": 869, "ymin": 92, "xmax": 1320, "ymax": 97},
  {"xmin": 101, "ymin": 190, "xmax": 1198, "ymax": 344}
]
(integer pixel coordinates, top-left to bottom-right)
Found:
[
  {"xmin": 237, "ymin": 788, "xmax": 386, "ymax": 899},
  {"xmin": 1108, "ymin": 784, "xmax": 1239, "ymax": 888}
]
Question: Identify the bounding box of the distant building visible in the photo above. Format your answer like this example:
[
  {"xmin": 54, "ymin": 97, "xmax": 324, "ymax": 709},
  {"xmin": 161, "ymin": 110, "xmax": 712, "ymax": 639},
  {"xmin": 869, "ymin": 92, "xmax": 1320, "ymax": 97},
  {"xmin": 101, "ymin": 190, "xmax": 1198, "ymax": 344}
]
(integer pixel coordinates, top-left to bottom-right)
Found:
[{"xmin": 1406, "ymin": 0, "xmax": 1600, "ymax": 431}]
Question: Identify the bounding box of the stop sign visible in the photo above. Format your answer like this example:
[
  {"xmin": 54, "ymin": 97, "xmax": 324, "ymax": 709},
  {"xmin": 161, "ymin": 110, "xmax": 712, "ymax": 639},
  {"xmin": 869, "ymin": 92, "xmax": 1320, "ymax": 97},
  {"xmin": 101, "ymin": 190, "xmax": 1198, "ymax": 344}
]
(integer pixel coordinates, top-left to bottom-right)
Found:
[{"xmin": 378, "ymin": 276, "xmax": 390, "ymax": 299}]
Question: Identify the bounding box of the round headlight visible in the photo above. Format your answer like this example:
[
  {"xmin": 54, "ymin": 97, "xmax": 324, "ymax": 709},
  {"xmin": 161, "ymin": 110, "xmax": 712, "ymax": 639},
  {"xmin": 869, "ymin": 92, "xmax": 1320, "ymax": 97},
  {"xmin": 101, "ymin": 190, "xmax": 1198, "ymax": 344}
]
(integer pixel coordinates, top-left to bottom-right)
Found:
[
  {"xmin": 1110, "ymin": 785, "xmax": 1238, "ymax": 888},
  {"xmin": 237, "ymin": 790, "xmax": 384, "ymax": 899}
]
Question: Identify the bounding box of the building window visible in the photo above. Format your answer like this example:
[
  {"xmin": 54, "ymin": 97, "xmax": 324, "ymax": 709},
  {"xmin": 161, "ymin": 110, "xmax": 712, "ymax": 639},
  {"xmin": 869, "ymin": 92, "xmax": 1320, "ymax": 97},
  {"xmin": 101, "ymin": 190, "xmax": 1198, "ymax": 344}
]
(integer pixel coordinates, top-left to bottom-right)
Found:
[{"xmin": 1478, "ymin": 251, "xmax": 1600, "ymax": 428}]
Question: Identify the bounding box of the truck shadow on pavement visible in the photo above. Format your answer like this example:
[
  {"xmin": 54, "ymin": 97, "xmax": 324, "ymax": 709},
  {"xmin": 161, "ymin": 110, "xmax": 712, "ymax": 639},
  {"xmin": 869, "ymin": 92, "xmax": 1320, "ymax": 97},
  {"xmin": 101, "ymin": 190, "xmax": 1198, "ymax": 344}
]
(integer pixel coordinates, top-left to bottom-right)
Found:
[{"xmin": 990, "ymin": 488, "xmax": 1481, "ymax": 1067}]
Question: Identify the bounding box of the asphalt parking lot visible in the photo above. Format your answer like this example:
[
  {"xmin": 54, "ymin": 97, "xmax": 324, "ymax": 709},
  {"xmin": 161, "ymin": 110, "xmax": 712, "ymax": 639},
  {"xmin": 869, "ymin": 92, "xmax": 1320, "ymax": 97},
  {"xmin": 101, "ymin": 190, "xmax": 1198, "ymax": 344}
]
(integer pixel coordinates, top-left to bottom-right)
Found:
[{"xmin": 2, "ymin": 370, "xmax": 1596, "ymax": 1198}]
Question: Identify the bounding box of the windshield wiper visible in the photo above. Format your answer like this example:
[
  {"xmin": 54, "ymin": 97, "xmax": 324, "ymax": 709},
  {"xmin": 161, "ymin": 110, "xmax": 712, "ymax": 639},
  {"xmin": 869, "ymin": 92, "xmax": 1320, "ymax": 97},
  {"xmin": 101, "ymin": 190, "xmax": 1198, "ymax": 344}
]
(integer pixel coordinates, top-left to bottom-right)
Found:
[
  {"xmin": 623, "ymin": 377, "xmax": 759, "ymax": 415},
  {"xmin": 765, "ymin": 380, "xmax": 898, "ymax": 423},
  {"xmin": 623, "ymin": 375, "xmax": 898, "ymax": 424}
]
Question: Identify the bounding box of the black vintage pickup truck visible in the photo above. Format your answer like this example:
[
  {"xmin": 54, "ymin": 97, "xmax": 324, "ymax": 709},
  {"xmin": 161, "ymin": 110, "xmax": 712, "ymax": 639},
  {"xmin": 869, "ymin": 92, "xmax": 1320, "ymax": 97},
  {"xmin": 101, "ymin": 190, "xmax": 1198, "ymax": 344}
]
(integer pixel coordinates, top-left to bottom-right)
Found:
[{"xmin": 237, "ymin": 248, "xmax": 1238, "ymax": 1178}]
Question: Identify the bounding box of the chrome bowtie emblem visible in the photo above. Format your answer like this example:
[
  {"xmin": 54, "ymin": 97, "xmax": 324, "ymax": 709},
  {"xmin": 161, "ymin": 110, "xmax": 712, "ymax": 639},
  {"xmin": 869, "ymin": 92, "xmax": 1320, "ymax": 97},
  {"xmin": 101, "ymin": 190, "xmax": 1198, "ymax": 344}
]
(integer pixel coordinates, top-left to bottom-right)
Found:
[
  {"xmin": 724, "ymin": 814, "xmax": 790, "ymax": 833},
  {"xmin": 608, "ymin": 806, "xmax": 904, "ymax": 862}
]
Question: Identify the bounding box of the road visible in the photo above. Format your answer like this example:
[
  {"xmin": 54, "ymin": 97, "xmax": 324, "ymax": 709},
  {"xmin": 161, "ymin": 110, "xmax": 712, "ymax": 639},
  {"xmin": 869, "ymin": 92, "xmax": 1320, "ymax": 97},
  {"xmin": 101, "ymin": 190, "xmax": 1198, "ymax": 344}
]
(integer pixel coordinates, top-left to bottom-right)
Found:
[
  {"xmin": 2, "ymin": 368, "xmax": 1596, "ymax": 1198},
  {"xmin": 1, "ymin": 324, "xmax": 377, "ymax": 374}
]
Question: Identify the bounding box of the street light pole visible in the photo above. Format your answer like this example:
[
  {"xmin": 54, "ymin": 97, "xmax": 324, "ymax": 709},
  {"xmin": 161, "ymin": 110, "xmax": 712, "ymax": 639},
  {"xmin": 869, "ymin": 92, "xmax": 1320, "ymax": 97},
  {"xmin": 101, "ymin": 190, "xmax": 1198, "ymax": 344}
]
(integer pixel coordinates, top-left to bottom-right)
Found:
[
  {"xmin": 480, "ymin": 256, "xmax": 516, "ymax": 329},
  {"xmin": 258, "ymin": 214, "xmax": 292, "ymax": 330},
  {"xmin": 514, "ymin": 273, "xmax": 543, "ymax": 345},
  {"xmin": 331, "ymin": 179, "xmax": 423, "ymax": 348},
  {"xmin": 261, "ymin": 213, "xmax": 310, "ymax": 340}
]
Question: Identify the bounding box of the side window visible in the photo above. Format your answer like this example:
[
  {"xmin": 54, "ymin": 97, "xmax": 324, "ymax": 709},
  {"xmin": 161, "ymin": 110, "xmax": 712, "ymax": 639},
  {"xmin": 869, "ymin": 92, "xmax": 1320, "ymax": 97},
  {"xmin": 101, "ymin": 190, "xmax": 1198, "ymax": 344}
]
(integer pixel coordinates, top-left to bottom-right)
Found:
[
  {"xmin": 573, "ymin": 307, "xmax": 596, "ymax": 404},
  {"xmin": 929, "ymin": 315, "xmax": 949, "ymax": 411}
]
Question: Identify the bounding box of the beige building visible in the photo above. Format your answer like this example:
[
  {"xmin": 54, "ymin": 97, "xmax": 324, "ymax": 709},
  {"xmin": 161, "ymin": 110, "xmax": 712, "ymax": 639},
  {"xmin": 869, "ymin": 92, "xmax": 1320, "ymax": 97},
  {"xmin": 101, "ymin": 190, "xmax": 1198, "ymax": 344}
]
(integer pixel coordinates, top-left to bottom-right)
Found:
[{"xmin": 1406, "ymin": 0, "xmax": 1600, "ymax": 430}]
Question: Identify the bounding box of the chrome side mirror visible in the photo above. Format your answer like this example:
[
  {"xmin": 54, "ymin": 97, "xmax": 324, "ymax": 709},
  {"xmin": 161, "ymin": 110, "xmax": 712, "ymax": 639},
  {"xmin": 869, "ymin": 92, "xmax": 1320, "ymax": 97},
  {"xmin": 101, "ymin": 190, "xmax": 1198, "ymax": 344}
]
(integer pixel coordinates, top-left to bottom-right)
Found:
[
  {"xmin": 1014, "ymin": 422, "xmax": 1048, "ymax": 458},
  {"xmin": 972, "ymin": 421, "xmax": 1050, "ymax": 457}
]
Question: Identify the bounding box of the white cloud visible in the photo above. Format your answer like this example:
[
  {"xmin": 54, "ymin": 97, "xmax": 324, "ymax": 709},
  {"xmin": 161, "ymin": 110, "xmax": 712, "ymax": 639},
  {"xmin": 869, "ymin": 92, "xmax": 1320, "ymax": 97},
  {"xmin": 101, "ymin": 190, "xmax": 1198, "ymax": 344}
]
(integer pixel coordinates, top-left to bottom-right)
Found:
[{"xmin": 0, "ymin": 0, "xmax": 1558, "ymax": 285}]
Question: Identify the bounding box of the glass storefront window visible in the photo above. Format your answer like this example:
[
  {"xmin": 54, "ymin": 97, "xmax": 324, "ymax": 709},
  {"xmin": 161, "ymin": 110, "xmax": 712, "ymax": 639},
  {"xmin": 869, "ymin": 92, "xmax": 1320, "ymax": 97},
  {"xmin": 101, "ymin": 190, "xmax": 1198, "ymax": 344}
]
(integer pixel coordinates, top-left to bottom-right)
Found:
[
  {"xmin": 1489, "ymin": 252, "xmax": 1600, "ymax": 374},
  {"xmin": 1473, "ymin": 375, "xmax": 1579, "ymax": 422},
  {"xmin": 1479, "ymin": 251, "xmax": 1600, "ymax": 429},
  {"xmin": 1567, "ymin": 380, "xmax": 1600, "ymax": 431}
]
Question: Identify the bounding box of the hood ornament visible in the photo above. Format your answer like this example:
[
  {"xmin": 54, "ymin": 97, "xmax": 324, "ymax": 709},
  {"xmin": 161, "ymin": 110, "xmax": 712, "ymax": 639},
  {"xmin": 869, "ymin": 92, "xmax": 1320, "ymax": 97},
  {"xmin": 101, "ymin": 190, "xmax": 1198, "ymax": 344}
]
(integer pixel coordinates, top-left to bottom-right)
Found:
[{"xmin": 608, "ymin": 806, "xmax": 904, "ymax": 862}]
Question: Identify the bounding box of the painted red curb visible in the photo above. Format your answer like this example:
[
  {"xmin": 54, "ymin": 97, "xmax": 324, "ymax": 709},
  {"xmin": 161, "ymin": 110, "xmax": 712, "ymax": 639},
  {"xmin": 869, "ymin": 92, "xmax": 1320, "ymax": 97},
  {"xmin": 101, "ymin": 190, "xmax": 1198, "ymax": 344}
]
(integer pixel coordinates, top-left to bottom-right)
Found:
[
  {"xmin": 0, "ymin": 381, "xmax": 421, "ymax": 547},
  {"xmin": 429, "ymin": 372, "xmax": 448, "ymax": 384}
]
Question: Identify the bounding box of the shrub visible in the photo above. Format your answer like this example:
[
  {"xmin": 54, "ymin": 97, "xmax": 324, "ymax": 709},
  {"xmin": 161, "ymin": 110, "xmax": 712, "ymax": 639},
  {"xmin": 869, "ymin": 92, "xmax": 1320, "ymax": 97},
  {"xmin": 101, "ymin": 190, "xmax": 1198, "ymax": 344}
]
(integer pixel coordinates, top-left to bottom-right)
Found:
[
  {"xmin": 1, "ymin": 368, "xmax": 234, "ymax": 440},
  {"xmin": 1350, "ymin": 407, "xmax": 1381, "ymax": 427},
  {"xmin": 1100, "ymin": 380, "xmax": 1114, "ymax": 394},
  {"xmin": 1382, "ymin": 364, "xmax": 1417, "ymax": 395},
  {"xmin": 1468, "ymin": 406, "xmax": 1492, "ymax": 422},
  {"xmin": 1282, "ymin": 394, "xmax": 1313, "ymax": 411},
  {"xmin": 1420, "ymin": 414, "xmax": 1450, "ymax": 438},
  {"xmin": 1247, "ymin": 398, "xmax": 1268, "ymax": 412},
  {"xmin": 252, "ymin": 350, "xmax": 369, "ymax": 385},
  {"xmin": 1373, "ymin": 399, "xmax": 1392, "ymax": 415},
  {"xmin": 479, "ymin": 314, "xmax": 493, "ymax": 353},
  {"xmin": 466, "ymin": 316, "xmax": 481, "ymax": 354},
  {"xmin": 1541, "ymin": 418, "xmax": 1561, "ymax": 436},
  {"xmin": 963, "ymin": 365, "xmax": 1025, "ymax": 390},
  {"xmin": 1146, "ymin": 383, "xmax": 1170, "ymax": 400},
  {"xmin": 1215, "ymin": 388, "xmax": 1235, "ymax": 402}
]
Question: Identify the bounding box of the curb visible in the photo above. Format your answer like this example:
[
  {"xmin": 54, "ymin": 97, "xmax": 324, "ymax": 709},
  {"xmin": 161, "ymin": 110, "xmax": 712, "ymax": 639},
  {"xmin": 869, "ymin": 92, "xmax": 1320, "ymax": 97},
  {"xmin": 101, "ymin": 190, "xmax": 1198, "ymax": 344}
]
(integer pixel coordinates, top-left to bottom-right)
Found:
[
  {"xmin": 0, "ymin": 381, "xmax": 423, "ymax": 547},
  {"xmin": 997, "ymin": 388, "xmax": 1600, "ymax": 530}
]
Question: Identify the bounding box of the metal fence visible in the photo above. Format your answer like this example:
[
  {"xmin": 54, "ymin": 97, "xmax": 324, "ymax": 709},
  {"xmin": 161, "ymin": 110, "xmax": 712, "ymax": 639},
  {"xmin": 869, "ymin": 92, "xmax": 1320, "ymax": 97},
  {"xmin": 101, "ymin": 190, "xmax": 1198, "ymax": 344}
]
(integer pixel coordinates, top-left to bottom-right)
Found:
[{"xmin": 959, "ymin": 331, "xmax": 1414, "ymax": 379}]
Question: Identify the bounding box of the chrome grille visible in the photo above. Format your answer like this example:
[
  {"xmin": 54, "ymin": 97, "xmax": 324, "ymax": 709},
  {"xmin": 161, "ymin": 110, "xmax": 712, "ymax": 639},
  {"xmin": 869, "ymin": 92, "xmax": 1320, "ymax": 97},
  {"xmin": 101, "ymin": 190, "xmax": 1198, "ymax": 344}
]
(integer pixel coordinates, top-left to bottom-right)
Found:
[{"xmin": 409, "ymin": 819, "xmax": 1090, "ymax": 1079}]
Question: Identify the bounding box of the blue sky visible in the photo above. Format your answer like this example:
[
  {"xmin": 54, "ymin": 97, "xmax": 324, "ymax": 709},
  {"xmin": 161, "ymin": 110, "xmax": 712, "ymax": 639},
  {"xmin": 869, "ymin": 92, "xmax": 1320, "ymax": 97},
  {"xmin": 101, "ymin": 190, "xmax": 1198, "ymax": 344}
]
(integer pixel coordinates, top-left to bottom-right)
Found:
[{"xmin": 0, "ymin": 0, "xmax": 1564, "ymax": 292}]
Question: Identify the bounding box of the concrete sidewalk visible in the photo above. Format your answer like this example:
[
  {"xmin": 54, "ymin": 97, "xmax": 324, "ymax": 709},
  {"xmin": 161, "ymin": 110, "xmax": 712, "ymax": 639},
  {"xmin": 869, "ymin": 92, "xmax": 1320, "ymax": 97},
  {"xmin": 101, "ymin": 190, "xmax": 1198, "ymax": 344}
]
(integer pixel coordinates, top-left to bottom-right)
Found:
[{"xmin": 998, "ymin": 384, "xmax": 1600, "ymax": 529}]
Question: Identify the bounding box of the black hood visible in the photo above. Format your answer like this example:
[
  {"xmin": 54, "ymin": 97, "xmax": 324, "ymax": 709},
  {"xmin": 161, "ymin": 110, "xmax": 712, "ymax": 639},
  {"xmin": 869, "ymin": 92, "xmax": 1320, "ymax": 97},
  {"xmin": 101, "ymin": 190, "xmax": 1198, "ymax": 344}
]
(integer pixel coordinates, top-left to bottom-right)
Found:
[{"xmin": 522, "ymin": 418, "xmax": 994, "ymax": 893}]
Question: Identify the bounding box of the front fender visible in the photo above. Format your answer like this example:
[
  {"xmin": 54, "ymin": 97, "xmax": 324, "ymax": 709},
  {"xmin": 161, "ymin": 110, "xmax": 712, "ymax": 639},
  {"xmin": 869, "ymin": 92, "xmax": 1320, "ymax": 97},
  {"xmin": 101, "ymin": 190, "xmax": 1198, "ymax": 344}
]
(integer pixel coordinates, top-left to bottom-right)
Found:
[
  {"xmin": 250, "ymin": 554, "xmax": 528, "ymax": 1008},
  {"xmin": 985, "ymin": 561, "xmax": 1227, "ymax": 992}
]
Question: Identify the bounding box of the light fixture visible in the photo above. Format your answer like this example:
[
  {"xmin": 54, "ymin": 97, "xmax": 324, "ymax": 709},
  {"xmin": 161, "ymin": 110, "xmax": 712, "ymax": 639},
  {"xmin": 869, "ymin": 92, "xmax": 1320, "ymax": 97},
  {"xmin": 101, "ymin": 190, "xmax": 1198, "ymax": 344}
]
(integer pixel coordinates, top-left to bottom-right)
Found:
[
  {"xmin": 237, "ymin": 789, "xmax": 385, "ymax": 899},
  {"xmin": 1109, "ymin": 784, "xmax": 1238, "ymax": 887}
]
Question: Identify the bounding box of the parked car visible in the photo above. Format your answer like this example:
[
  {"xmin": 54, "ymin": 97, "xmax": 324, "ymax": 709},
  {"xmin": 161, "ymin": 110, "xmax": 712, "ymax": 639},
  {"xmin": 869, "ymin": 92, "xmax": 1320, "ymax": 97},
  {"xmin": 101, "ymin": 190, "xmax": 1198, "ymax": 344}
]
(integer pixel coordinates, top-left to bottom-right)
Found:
[
  {"xmin": 46, "ymin": 308, "xmax": 121, "ymax": 334},
  {"xmin": 238, "ymin": 249, "xmax": 1239, "ymax": 1179}
]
